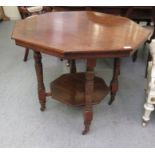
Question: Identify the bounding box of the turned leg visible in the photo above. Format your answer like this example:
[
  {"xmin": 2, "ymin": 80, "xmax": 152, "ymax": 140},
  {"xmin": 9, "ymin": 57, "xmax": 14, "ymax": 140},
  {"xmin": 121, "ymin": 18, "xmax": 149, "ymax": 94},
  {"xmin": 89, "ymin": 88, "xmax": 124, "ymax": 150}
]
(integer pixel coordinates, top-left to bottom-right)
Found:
[
  {"xmin": 33, "ymin": 51, "xmax": 46, "ymax": 111},
  {"xmin": 132, "ymin": 50, "xmax": 138, "ymax": 62},
  {"xmin": 66, "ymin": 60, "xmax": 76, "ymax": 73},
  {"xmin": 82, "ymin": 59, "xmax": 96, "ymax": 135},
  {"xmin": 23, "ymin": 48, "xmax": 29, "ymax": 62},
  {"xmin": 70, "ymin": 60, "xmax": 76, "ymax": 73},
  {"xmin": 108, "ymin": 58, "xmax": 120, "ymax": 105},
  {"xmin": 142, "ymin": 103, "xmax": 154, "ymax": 127}
]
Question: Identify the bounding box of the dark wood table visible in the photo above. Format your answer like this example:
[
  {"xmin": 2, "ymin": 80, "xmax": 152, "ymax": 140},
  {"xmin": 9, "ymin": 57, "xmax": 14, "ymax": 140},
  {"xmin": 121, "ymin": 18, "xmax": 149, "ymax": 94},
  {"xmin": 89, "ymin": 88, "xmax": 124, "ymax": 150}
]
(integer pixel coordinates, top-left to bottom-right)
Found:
[{"xmin": 12, "ymin": 11, "xmax": 150, "ymax": 134}]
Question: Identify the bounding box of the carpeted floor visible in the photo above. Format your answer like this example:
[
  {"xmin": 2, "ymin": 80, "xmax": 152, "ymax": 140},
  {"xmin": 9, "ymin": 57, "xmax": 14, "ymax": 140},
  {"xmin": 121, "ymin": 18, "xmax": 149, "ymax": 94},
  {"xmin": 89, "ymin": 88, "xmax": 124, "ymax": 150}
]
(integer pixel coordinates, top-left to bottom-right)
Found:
[{"xmin": 0, "ymin": 21, "xmax": 155, "ymax": 148}]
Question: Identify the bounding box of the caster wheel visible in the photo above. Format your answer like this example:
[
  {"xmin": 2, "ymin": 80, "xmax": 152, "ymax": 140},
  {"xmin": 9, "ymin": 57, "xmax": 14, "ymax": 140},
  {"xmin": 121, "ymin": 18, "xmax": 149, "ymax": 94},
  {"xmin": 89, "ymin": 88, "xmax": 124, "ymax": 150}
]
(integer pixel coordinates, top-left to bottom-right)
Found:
[
  {"xmin": 66, "ymin": 63, "xmax": 70, "ymax": 67},
  {"xmin": 40, "ymin": 106, "xmax": 46, "ymax": 111},
  {"xmin": 142, "ymin": 121, "xmax": 148, "ymax": 127},
  {"xmin": 82, "ymin": 129, "xmax": 89, "ymax": 135}
]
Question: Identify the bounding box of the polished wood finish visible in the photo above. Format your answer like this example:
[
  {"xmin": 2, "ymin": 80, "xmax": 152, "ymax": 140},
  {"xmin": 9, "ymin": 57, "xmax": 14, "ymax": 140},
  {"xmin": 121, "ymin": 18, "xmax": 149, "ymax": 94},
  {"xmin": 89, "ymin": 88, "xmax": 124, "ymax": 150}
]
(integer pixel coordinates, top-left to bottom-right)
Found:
[
  {"xmin": 82, "ymin": 59, "xmax": 96, "ymax": 134},
  {"xmin": 109, "ymin": 58, "xmax": 121, "ymax": 105},
  {"xmin": 50, "ymin": 73, "xmax": 109, "ymax": 106},
  {"xmin": 12, "ymin": 11, "xmax": 151, "ymax": 134},
  {"xmin": 33, "ymin": 52, "xmax": 46, "ymax": 111},
  {"xmin": 53, "ymin": 7, "xmax": 155, "ymax": 73},
  {"xmin": 12, "ymin": 11, "xmax": 150, "ymax": 59},
  {"xmin": 18, "ymin": 6, "xmax": 52, "ymax": 62}
]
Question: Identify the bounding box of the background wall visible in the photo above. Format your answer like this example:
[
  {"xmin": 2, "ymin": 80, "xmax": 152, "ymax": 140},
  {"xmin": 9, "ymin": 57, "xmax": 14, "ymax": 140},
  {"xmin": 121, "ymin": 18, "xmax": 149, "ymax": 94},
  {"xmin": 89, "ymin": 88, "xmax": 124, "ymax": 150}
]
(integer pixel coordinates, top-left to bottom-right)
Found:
[{"xmin": 3, "ymin": 6, "xmax": 21, "ymax": 20}]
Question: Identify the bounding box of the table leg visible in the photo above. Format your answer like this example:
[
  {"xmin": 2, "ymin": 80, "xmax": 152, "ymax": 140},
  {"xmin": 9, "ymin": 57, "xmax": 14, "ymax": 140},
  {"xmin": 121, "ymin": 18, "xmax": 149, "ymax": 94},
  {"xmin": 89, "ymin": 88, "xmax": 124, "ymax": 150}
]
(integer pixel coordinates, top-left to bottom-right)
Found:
[
  {"xmin": 70, "ymin": 60, "xmax": 76, "ymax": 73},
  {"xmin": 23, "ymin": 48, "xmax": 29, "ymax": 62},
  {"xmin": 66, "ymin": 60, "xmax": 76, "ymax": 73},
  {"xmin": 33, "ymin": 51, "xmax": 46, "ymax": 111},
  {"xmin": 82, "ymin": 59, "xmax": 96, "ymax": 135},
  {"xmin": 108, "ymin": 58, "xmax": 121, "ymax": 105},
  {"xmin": 132, "ymin": 50, "xmax": 138, "ymax": 62}
]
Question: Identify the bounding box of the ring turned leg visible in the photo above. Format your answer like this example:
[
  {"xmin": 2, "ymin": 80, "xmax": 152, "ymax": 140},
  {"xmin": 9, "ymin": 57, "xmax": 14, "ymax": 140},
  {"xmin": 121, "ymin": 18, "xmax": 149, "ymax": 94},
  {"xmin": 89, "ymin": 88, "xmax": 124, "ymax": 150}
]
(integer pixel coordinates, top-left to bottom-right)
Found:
[
  {"xmin": 108, "ymin": 58, "xmax": 120, "ymax": 105},
  {"xmin": 82, "ymin": 59, "xmax": 96, "ymax": 135},
  {"xmin": 33, "ymin": 51, "xmax": 46, "ymax": 111}
]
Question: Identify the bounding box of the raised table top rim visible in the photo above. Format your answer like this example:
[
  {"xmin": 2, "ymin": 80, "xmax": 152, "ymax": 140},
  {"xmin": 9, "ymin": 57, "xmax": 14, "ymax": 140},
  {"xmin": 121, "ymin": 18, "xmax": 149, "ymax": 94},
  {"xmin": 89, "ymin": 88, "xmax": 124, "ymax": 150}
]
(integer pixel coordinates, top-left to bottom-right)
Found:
[{"xmin": 12, "ymin": 11, "xmax": 151, "ymax": 59}]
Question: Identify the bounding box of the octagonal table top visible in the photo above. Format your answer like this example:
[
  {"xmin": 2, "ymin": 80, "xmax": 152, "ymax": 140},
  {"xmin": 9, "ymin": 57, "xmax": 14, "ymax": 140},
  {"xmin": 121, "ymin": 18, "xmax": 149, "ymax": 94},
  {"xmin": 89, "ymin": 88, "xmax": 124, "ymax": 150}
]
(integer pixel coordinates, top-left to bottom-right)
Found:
[{"xmin": 11, "ymin": 11, "xmax": 151, "ymax": 59}]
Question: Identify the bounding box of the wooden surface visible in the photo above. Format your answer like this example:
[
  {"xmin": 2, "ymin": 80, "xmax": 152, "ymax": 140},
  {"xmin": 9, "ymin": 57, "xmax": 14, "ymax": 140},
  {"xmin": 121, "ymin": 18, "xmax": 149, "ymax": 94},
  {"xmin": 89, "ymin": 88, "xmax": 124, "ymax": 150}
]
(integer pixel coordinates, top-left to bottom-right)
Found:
[
  {"xmin": 11, "ymin": 11, "xmax": 151, "ymax": 134},
  {"xmin": 12, "ymin": 11, "xmax": 151, "ymax": 59},
  {"xmin": 50, "ymin": 73, "xmax": 109, "ymax": 106}
]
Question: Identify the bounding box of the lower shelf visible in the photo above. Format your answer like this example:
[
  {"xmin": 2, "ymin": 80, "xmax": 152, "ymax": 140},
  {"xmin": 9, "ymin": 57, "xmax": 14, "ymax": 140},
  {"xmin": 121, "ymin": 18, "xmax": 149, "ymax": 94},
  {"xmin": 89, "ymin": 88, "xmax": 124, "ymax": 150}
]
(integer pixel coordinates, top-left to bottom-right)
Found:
[{"xmin": 50, "ymin": 73, "xmax": 109, "ymax": 106}]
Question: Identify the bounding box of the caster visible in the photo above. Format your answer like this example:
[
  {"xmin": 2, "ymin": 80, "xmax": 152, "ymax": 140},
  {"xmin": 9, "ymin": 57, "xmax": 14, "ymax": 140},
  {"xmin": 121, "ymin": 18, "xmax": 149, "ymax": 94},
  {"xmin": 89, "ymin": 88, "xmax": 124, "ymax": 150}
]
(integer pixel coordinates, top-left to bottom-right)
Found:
[
  {"xmin": 82, "ymin": 128, "xmax": 89, "ymax": 135},
  {"xmin": 66, "ymin": 62, "xmax": 70, "ymax": 67},
  {"xmin": 40, "ymin": 106, "xmax": 46, "ymax": 111},
  {"xmin": 142, "ymin": 121, "xmax": 148, "ymax": 127}
]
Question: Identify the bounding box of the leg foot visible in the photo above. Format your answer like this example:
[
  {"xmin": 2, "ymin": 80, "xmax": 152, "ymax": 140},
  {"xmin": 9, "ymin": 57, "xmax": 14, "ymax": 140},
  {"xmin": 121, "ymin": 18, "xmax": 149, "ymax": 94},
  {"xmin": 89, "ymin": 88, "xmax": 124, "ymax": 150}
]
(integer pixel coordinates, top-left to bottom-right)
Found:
[
  {"xmin": 23, "ymin": 48, "xmax": 29, "ymax": 62},
  {"xmin": 82, "ymin": 128, "xmax": 89, "ymax": 135},
  {"xmin": 82, "ymin": 111, "xmax": 92, "ymax": 135},
  {"xmin": 40, "ymin": 105, "xmax": 46, "ymax": 111},
  {"xmin": 108, "ymin": 58, "xmax": 120, "ymax": 105},
  {"xmin": 108, "ymin": 95, "xmax": 115, "ymax": 105},
  {"xmin": 142, "ymin": 120, "xmax": 148, "ymax": 127}
]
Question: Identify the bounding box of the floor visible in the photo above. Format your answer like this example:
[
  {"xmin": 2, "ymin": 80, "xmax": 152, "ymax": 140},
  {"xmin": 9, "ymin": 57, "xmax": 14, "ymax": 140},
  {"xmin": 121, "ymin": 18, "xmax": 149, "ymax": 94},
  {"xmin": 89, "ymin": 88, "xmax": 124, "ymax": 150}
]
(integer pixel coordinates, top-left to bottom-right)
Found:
[{"xmin": 0, "ymin": 21, "xmax": 155, "ymax": 148}]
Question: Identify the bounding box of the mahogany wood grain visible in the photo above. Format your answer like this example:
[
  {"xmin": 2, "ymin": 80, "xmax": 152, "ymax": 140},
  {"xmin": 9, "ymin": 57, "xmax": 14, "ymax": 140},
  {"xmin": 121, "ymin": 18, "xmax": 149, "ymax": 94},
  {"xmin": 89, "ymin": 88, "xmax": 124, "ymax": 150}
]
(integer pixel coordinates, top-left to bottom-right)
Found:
[
  {"xmin": 12, "ymin": 11, "xmax": 150, "ymax": 59},
  {"xmin": 50, "ymin": 73, "xmax": 109, "ymax": 106},
  {"xmin": 11, "ymin": 11, "xmax": 151, "ymax": 134}
]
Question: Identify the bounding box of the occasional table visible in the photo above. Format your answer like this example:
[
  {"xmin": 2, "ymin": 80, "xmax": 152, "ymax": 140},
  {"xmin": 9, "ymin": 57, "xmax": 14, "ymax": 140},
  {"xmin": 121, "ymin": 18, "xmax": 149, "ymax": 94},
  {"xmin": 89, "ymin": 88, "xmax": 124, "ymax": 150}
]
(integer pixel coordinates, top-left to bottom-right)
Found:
[{"xmin": 12, "ymin": 11, "xmax": 150, "ymax": 134}]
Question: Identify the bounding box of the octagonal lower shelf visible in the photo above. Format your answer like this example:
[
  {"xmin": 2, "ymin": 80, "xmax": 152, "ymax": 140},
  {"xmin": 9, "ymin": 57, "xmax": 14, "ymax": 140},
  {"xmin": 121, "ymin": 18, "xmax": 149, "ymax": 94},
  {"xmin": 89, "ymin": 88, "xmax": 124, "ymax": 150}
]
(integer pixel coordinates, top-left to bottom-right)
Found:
[{"xmin": 50, "ymin": 73, "xmax": 109, "ymax": 106}]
